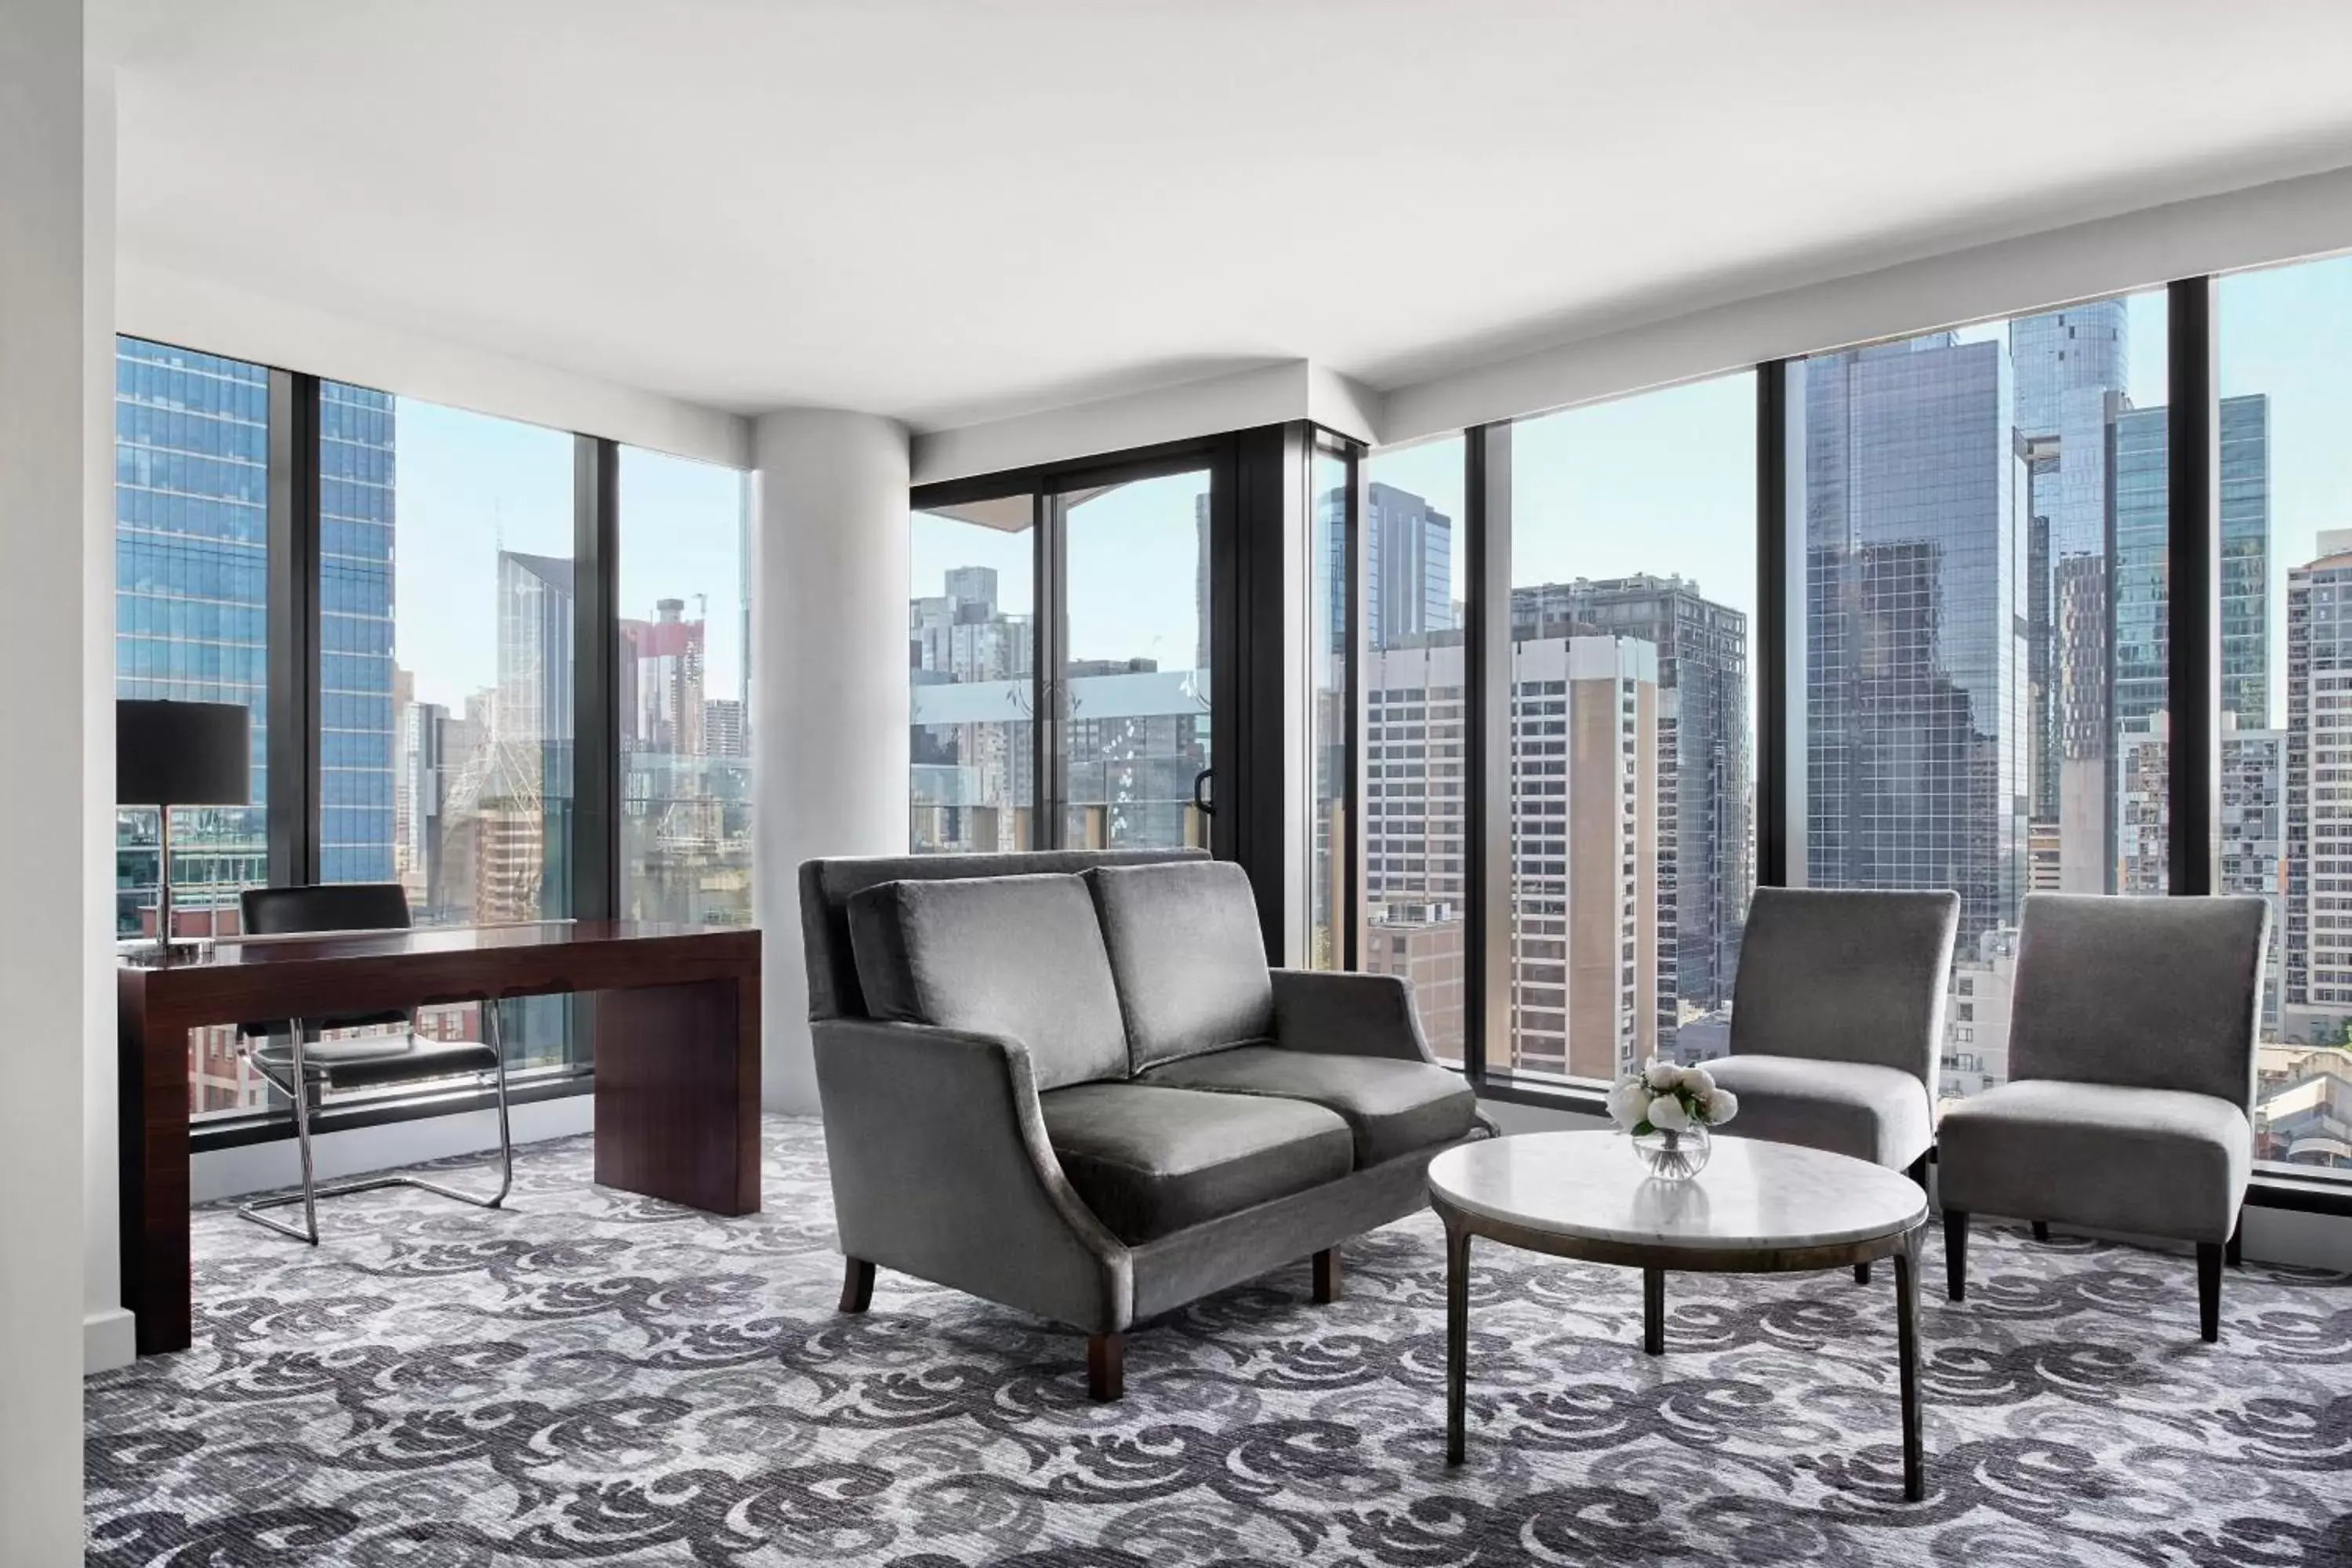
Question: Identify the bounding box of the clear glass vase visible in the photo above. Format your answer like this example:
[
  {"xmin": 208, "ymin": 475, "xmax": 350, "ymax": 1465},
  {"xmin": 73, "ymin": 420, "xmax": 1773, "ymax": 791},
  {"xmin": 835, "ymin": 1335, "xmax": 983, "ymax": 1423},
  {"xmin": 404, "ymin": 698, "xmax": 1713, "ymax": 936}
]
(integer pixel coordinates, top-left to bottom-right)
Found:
[{"xmin": 1633, "ymin": 1122, "xmax": 1711, "ymax": 1181}]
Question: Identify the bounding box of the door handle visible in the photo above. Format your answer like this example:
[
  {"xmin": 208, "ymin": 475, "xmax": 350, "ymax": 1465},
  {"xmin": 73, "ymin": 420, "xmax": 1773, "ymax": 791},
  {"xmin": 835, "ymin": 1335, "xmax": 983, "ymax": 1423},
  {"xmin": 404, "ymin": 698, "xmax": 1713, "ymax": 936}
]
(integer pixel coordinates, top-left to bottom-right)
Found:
[{"xmin": 1192, "ymin": 768, "xmax": 1214, "ymax": 817}]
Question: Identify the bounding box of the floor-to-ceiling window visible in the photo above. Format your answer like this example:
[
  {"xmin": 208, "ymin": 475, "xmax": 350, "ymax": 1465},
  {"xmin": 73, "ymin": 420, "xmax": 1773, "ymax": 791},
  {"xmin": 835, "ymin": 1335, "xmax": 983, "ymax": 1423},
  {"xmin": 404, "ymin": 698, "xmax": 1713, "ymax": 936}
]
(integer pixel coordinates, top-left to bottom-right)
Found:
[
  {"xmin": 1056, "ymin": 470, "xmax": 1214, "ymax": 851},
  {"xmin": 2222, "ymin": 254, "xmax": 2350, "ymax": 1172},
  {"xmin": 1501, "ymin": 372, "xmax": 1756, "ymax": 1085},
  {"xmin": 909, "ymin": 496, "xmax": 1036, "ymax": 853},
  {"xmin": 616, "ymin": 447, "xmax": 754, "ymax": 925},
  {"xmin": 322, "ymin": 388, "xmax": 578, "ymax": 1080},
  {"xmin": 1359, "ymin": 437, "xmax": 1468, "ymax": 1065},
  {"xmin": 1786, "ymin": 294, "xmax": 2169, "ymax": 1104},
  {"xmin": 1308, "ymin": 442, "xmax": 1352, "ymax": 969},
  {"xmin": 114, "ymin": 339, "xmax": 273, "ymax": 1114}
]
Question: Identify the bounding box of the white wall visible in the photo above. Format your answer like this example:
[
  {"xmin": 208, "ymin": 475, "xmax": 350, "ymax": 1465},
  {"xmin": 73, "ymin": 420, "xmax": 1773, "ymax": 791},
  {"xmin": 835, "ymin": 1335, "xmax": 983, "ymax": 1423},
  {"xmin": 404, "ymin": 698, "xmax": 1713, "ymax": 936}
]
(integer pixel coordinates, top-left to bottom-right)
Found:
[
  {"xmin": 752, "ymin": 409, "xmax": 912, "ymax": 1112},
  {"xmin": 118, "ymin": 258, "xmax": 753, "ymax": 468},
  {"xmin": 81, "ymin": 45, "xmax": 132, "ymax": 1380},
  {"xmin": 911, "ymin": 361, "xmax": 1381, "ymax": 487},
  {"xmin": 0, "ymin": 2, "xmax": 95, "ymax": 1557},
  {"xmin": 1383, "ymin": 160, "xmax": 2352, "ymax": 442}
]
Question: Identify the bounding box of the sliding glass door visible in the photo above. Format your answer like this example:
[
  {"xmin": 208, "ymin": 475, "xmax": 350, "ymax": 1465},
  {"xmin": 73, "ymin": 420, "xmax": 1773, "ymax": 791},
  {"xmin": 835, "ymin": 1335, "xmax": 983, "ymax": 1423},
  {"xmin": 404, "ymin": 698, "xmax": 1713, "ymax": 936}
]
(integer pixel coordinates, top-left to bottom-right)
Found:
[{"xmin": 1053, "ymin": 469, "xmax": 1213, "ymax": 851}]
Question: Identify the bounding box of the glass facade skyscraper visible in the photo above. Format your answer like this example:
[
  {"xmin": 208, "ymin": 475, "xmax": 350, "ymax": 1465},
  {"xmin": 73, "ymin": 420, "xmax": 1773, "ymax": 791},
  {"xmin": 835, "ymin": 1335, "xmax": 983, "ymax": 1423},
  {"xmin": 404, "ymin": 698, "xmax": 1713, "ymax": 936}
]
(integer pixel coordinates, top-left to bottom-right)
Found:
[
  {"xmin": 2113, "ymin": 394, "xmax": 2272, "ymax": 728},
  {"xmin": 114, "ymin": 339, "xmax": 273, "ymax": 936},
  {"xmin": 1364, "ymin": 481, "xmax": 1454, "ymax": 648},
  {"xmin": 318, "ymin": 381, "xmax": 399, "ymax": 882},
  {"xmin": 1799, "ymin": 333, "xmax": 2027, "ymax": 947}
]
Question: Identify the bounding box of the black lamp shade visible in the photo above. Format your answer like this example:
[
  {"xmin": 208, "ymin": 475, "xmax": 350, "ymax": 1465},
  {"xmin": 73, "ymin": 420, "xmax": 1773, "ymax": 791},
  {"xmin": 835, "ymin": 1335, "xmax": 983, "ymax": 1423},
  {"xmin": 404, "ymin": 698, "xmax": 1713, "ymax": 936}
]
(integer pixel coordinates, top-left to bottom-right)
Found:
[{"xmin": 116, "ymin": 699, "xmax": 252, "ymax": 807}]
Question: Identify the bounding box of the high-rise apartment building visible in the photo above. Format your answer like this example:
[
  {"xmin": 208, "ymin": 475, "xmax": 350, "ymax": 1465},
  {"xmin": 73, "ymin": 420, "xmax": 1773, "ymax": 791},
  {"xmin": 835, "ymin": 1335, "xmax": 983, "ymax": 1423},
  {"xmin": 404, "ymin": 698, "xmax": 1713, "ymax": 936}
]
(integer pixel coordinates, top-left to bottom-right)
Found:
[
  {"xmin": 1801, "ymin": 333, "xmax": 2027, "ymax": 947},
  {"xmin": 2285, "ymin": 533, "xmax": 2352, "ymax": 1042},
  {"xmin": 1511, "ymin": 575, "xmax": 1749, "ymax": 1011},
  {"xmin": 1509, "ymin": 634, "xmax": 1664, "ymax": 1080},
  {"xmin": 705, "ymin": 698, "xmax": 746, "ymax": 758},
  {"xmin": 1360, "ymin": 628, "xmax": 1664, "ymax": 1081}
]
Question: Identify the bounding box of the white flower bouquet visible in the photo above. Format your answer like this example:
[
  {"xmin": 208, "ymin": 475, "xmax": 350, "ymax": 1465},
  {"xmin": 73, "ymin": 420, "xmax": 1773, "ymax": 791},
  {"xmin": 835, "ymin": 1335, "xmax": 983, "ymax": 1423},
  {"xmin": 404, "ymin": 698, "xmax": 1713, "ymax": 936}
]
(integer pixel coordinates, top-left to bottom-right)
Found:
[
  {"xmin": 1608, "ymin": 1058, "xmax": 1738, "ymax": 1138},
  {"xmin": 1610, "ymin": 1058, "xmax": 1737, "ymax": 1179}
]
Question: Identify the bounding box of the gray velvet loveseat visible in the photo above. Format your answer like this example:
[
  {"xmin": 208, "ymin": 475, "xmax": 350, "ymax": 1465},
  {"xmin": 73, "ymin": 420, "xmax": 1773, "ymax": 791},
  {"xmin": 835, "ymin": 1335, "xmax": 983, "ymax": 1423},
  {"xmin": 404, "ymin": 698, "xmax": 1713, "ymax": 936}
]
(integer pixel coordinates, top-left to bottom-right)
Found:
[{"xmin": 801, "ymin": 848, "xmax": 1491, "ymax": 1399}]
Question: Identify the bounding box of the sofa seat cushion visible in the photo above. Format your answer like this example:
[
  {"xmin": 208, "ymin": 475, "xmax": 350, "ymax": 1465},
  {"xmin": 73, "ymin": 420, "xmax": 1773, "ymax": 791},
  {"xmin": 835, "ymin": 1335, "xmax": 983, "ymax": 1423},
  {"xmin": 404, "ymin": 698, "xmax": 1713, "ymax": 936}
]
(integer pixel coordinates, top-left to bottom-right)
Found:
[
  {"xmin": 1037, "ymin": 1082, "xmax": 1355, "ymax": 1245},
  {"xmin": 1139, "ymin": 1044, "xmax": 1478, "ymax": 1167},
  {"xmin": 1937, "ymin": 1079, "xmax": 2251, "ymax": 1244},
  {"xmin": 1705, "ymin": 1054, "xmax": 1933, "ymax": 1168},
  {"xmin": 1086, "ymin": 860, "xmax": 1276, "ymax": 1071},
  {"xmin": 846, "ymin": 872, "xmax": 1128, "ymax": 1091}
]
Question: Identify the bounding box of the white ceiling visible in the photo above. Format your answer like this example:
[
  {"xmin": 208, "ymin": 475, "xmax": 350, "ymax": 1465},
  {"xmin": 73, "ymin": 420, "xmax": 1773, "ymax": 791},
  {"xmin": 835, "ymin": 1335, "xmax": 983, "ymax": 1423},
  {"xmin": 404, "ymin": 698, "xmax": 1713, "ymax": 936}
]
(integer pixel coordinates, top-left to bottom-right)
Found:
[{"xmin": 106, "ymin": 0, "xmax": 2352, "ymax": 434}]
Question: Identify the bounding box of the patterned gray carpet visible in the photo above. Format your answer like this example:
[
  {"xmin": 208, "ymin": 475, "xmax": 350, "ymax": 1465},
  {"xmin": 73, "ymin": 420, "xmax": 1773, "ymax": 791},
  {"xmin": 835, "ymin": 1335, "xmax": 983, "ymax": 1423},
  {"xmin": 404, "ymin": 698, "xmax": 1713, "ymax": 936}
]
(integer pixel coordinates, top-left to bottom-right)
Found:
[{"xmin": 85, "ymin": 1116, "xmax": 2352, "ymax": 1566}]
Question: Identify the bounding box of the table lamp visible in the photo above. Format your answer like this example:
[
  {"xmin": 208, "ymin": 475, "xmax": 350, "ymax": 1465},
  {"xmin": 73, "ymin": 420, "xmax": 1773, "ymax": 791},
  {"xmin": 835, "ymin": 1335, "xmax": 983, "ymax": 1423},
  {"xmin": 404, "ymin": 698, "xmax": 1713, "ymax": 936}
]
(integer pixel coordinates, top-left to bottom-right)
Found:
[{"xmin": 116, "ymin": 699, "xmax": 252, "ymax": 949}]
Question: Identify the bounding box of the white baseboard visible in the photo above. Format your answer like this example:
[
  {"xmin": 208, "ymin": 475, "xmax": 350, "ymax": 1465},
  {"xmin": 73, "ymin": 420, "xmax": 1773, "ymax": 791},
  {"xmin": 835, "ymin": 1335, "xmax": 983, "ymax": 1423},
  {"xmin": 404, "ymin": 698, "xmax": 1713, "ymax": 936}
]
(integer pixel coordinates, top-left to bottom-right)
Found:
[
  {"xmin": 191, "ymin": 1093, "xmax": 595, "ymax": 1203},
  {"xmin": 84, "ymin": 1308, "xmax": 136, "ymax": 1375}
]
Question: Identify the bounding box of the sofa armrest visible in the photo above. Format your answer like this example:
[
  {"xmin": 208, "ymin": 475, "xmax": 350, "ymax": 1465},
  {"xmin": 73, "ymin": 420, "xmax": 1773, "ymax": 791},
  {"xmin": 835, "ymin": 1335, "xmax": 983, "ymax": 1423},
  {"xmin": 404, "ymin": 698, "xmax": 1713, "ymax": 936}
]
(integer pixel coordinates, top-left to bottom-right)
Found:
[
  {"xmin": 811, "ymin": 1017, "xmax": 1132, "ymax": 1332},
  {"xmin": 1269, "ymin": 969, "xmax": 1437, "ymax": 1064}
]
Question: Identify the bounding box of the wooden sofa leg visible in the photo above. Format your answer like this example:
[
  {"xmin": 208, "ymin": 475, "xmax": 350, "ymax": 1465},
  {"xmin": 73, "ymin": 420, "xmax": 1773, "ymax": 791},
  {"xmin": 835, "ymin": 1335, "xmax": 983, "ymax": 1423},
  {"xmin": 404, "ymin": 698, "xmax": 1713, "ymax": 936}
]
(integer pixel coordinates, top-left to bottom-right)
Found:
[
  {"xmin": 838, "ymin": 1257, "xmax": 875, "ymax": 1314},
  {"xmin": 2031, "ymin": 1220, "xmax": 2050, "ymax": 1243},
  {"xmin": 1087, "ymin": 1333, "xmax": 1125, "ymax": 1402},
  {"xmin": 1312, "ymin": 1247, "xmax": 1342, "ymax": 1304},
  {"xmin": 1853, "ymin": 1261, "xmax": 1872, "ymax": 1285},
  {"xmin": 1944, "ymin": 1210, "xmax": 1969, "ymax": 1302},
  {"xmin": 2197, "ymin": 1243, "xmax": 2223, "ymax": 1343}
]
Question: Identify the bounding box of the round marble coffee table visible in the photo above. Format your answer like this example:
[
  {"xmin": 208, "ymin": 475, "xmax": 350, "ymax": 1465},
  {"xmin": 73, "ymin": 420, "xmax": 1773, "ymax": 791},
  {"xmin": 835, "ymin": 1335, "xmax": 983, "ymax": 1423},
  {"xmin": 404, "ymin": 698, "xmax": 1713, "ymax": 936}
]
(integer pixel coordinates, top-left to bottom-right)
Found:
[{"xmin": 1426, "ymin": 1130, "xmax": 1931, "ymax": 1499}]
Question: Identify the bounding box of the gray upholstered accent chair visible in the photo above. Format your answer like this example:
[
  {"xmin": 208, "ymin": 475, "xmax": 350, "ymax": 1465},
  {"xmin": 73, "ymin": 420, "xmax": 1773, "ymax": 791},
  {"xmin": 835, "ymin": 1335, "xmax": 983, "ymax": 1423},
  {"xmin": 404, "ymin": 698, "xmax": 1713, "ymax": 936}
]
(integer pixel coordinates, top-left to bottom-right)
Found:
[
  {"xmin": 802, "ymin": 848, "xmax": 1490, "ymax": 1400},
  {"xmin": 1937, "ymin": 893, "xmax": 2270, "ymax": 1342},
  {"xmin": 1708, "ymin": 887, "xmax": 1961, "ymax": 1283}
]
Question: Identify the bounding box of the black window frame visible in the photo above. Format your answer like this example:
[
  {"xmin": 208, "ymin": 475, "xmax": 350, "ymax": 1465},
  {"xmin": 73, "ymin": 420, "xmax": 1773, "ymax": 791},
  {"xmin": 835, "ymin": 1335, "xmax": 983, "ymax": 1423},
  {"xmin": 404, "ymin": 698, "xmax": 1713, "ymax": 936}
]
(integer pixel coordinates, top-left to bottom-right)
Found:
[
  {"xmin": 136, "ymin": 350, "xmax": 653, "ymax": 1153},
  {"xmin": 1450, "ymin": 276, "xmax": 2346, "ymax": 1214}
]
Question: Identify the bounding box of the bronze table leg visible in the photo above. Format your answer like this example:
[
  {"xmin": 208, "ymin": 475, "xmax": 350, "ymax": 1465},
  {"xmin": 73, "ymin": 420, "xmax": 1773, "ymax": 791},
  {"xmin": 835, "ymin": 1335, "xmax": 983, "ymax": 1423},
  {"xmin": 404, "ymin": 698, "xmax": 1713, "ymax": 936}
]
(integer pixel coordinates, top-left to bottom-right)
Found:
[
  {"xmin": 1893, "ymin": 1221, "xmax": 1925, "ymax": 1502},
  {"xmin": 1445, "ymin": 1221, "xmax": 1472, "ymax": 1465}
]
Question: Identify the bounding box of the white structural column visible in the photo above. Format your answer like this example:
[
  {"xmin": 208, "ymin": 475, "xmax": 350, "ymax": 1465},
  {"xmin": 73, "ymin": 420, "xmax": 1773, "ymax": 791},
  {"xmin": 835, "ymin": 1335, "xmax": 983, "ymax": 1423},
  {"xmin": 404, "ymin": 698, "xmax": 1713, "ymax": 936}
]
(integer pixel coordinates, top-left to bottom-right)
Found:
[
  {"xmin": 0, "ymin": 0, "xmax": 95, "ymax": 1556},
  {"xmin": 751, "ymin": 410, "xmax": 912, "ymax": 1113}
]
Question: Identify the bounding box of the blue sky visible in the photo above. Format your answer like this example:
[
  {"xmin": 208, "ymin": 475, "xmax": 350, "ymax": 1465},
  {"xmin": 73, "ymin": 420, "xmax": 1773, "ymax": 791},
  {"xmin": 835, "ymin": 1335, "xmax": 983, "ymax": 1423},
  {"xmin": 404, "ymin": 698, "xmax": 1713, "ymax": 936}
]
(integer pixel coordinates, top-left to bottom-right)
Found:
[{"xmin": 390, "ymin": 402, "xmax": 749, "ymax": 710}]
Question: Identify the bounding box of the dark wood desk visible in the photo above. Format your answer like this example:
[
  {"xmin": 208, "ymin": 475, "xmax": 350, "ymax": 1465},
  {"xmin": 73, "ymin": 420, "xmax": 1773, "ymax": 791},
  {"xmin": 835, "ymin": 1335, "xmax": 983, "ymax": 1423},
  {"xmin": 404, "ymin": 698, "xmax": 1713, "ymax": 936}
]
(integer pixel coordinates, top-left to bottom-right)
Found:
[{"xmin": 118, "ymin": 920, "xmax": 761, "ymax": 1356}]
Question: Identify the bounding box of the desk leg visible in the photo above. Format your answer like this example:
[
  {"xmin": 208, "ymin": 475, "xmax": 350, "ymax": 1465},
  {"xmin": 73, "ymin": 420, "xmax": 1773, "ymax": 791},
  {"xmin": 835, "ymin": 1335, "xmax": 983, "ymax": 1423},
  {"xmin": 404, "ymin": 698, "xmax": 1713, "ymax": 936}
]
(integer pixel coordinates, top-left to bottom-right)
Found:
[
  {"xmin": 1894, "ymin": 1224, "xmax": 1925, "ymax": 1502},
  {"xmin": 1444, "ymin": 1222, "xmax": 1471, "ymax": 1465},
  {"xmin": 593, "ymin": 977, "xmax": 761, "ymax": 1214},
  {"xmin": 120, "ymin": 994, "xmax": 194, "ymax": 1356}
]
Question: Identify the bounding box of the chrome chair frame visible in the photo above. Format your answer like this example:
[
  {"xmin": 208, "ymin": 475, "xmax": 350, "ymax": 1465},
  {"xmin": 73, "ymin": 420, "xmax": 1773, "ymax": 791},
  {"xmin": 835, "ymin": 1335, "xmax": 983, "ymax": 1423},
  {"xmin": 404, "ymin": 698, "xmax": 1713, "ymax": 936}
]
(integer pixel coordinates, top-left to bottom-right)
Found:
[{"xmin": 237, "ymin": 1003, "xmax": 514, "ymax": 1244}]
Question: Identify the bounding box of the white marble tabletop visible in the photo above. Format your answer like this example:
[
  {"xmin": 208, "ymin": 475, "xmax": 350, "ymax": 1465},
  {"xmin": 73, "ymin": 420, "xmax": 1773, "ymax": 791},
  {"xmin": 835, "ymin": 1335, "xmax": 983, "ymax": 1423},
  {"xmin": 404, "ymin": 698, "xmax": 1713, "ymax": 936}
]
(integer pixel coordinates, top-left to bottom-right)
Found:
[{"xmin": 1427, "ymin": 1131, "xmax": 1926, "ymax": 1253}]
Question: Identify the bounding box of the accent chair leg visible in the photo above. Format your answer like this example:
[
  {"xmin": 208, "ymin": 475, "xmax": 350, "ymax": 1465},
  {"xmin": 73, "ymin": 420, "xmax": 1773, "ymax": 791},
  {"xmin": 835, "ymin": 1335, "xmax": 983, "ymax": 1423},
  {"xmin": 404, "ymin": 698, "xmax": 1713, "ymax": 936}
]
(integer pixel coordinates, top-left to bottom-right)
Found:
[
  {"xmin": 1087, "ymin": 1332, "xmax": 1124, "ymax": 1402},
  {"xmin": 2031, "ymin": 1220, "xmax": 2049, "ymax": 1243},
  {"xmin": 2226, "ymin": 1217, "xmax": 2244, "ymax": 1269},
  {"xmin": 838, "ymin": 1257, "xmax": 874, "ymax": 1314},
  {"xmin": 1944, "ymin": 1210, "xmax": 1969, "ymax": 1302},
  {"xmin": 1312, "ymin": 1246, "xmax": 1341, "ymax": 1304},
  {"xmin": 1853, "ymin": 1261, "xmax": 1872, "ymax": 1285},
  {"xmin": 2196, "ymin": 1242, "xmax": 2223, "ymax": 1343}
]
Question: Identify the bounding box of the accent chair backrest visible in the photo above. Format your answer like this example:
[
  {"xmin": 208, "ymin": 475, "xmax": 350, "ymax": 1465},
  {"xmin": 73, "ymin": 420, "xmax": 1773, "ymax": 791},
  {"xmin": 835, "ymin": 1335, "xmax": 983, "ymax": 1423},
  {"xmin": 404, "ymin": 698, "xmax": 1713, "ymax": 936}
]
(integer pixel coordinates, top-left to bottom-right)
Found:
[
  {"xmin": 1730, "ymin": 887, "xmax": 1961, "ymax": 1085},
  {"xmin": 2009, "ymin": 893, "xmax": 2270, "ymax": 1108},
  {"xmin": 799, "ymin": 848, "xmax": 1207, "ymax": 1022}
]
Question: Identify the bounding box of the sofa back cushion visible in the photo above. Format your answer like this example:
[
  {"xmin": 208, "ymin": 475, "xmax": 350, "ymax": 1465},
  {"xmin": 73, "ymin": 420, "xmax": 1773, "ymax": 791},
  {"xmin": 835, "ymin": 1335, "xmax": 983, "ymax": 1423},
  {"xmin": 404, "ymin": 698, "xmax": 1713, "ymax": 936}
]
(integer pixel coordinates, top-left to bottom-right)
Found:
[
  {"xmin": 846, "ymin": 872, "xmax": 1129, "ymax": 1091},
  {"xmin": 1086, "ymin": 859, "xmax": 1274, "ymax": 1072}
]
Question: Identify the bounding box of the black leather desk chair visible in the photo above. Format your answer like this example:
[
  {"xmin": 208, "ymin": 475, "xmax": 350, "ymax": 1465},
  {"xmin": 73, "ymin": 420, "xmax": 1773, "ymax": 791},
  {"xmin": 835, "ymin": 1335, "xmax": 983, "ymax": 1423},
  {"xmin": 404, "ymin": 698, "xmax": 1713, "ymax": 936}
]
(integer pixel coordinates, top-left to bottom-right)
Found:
[{"xmin": 235, "ymin": 883, "xmax": 512, "ymax": 1243}]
